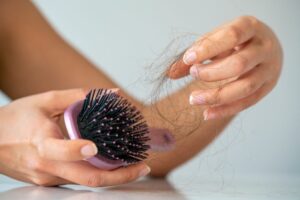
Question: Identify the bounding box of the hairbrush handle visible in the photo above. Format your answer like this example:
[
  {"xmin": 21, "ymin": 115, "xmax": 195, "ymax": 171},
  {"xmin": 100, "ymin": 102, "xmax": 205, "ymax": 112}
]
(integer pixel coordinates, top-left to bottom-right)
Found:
[{"xmin": 64, "ymin": 99, "xmax": 175, "ymax": 170}]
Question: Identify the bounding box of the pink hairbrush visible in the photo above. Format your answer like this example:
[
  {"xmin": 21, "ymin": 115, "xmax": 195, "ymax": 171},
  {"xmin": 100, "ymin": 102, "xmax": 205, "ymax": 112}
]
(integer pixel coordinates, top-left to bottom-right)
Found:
[{"xmin": 64, "ymin": 89, "xmax": 174, "ymax": 170}]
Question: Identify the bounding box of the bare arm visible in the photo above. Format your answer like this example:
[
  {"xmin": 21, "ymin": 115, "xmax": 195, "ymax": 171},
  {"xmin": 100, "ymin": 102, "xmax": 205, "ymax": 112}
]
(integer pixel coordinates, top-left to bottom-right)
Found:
[
  {"xmin": 0, "ymin": 0, "xmax": 125, "ymax": 101},
  {"xmin": 0, "ymin": 0, "xmax": 240, "ymax": 177}
]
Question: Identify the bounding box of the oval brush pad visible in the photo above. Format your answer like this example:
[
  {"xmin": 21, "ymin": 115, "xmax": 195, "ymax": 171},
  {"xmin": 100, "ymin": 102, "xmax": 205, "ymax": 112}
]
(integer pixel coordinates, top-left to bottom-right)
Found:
[{"xmin": 64, "ymin": 89, "xmax": 174, "ymax": 170}]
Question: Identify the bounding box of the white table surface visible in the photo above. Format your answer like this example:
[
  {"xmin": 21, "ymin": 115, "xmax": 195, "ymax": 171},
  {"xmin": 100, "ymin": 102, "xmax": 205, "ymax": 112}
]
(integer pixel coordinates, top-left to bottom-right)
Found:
[{"xmin": 1, "ymin": 174, "xmax": 299, "ymax": 200}]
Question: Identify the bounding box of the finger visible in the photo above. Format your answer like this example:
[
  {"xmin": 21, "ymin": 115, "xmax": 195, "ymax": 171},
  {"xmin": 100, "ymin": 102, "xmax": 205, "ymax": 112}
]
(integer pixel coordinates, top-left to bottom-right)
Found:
[
  {"xmin": 39, "ymin": 88, "xmax": 90, "ymax": 114},
  {"xmin": 29, "ymin": 173, "xmax": 72, "ymax": 186},
  {"xmin": 190, "ymin": 40, "xmax": 265, "ymax": 82},
  {"xmin": 168, "ymin": 53, "xmax": 190, "ymax": 79},
  {"xmin": 184, "ymin": 16, "xmax": 257, "ymax": 65},
  {"xmin": 167, "ymin": 29, "xmax": 223, "ymax": 79},
  {"xmin": 189, "ymin": 64, "xmax": 268, "ymax": 106},
  {"xmin": 40, "ymin": 88, "xmax": 120, "ymax": 115},
  {"xmin": 36, "ymin": 137, "xmax": 98, "ymax": 161},
  {"xmin": 46, "ymin": 160, "xmax": 151, "ymax": 187},
  {"xmin": 169, "ymin": 16, "xmax": 258, "ymax": 79},
  {"xmin": 45, "ymin": 178, "xmax": 72, "ymax": 186},
  {"xmin": 203, "ymin": 82, "xmax": 273, "ymax": 120},
  {"xmin": 211, "ymin": 49, "xmax": 234, "ymax": 60},
  {"xmin": 167, "ymin": 49, "xmax": 234, "ymax": 79},
  {"xmin": 44, "ymin": 177, "xmax": 72, "ymax": 186}
]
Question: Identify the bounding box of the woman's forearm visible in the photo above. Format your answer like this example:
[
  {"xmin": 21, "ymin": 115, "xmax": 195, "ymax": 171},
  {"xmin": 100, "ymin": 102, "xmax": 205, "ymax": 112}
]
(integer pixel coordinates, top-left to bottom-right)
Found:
[
  {"xmin": 0, "ymin": 0, "xmax": 139, "ymax": 103},
  {"xmin": 0, "ymin": 0, "xmax": 233, "ymax": 176},
  {"xmin": 143, "ymin": 81, "xmax": 233, "ymax": 176}
]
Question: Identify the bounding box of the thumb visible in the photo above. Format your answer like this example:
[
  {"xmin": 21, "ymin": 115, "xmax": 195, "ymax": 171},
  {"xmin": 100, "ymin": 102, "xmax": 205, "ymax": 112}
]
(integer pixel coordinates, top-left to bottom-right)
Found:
[{"xmin": 36, "ymin": 137, "xmax": 98, "ymax": 161}]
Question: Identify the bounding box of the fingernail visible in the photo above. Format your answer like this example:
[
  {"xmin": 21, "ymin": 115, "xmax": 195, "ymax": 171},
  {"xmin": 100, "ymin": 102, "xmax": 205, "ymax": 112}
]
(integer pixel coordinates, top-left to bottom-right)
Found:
[
  {"xmin": 81, "ymin": 144, "xmax": 98, "ymax": 158},
  {"xmin": 203, "ymin": 110, "xmax": 209, "ymax": 120},
  {"xmin": 183, "ymin": 51, "xmax": 197, "ymax": 65},
  {"xmin": 139, "ymin": 166, "xmax": 151, "ymax": 177},
  {"xmin": 189, "ymin": 66, "xmax": 199, "ymax": 78},
  {"xmin": 110, "ymin": 88, "xmax": 120, "ymax": 93},
  {"xmin": 189, "ymin": 94, "xmax": 206, "ymax": 105}
]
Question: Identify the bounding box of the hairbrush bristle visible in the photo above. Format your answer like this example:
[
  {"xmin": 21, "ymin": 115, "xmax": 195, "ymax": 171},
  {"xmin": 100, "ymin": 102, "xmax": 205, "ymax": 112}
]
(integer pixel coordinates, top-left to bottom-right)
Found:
[{"xmin": 77, "ymin": 89, "xmax": 150, "ymax": 164}]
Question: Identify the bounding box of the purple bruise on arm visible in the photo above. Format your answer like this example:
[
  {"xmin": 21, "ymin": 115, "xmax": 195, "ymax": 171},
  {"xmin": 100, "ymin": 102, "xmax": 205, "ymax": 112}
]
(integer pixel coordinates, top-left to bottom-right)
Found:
[{"xmin": 147, "ymin": 127, "xmax": 175, "ymax": 152}]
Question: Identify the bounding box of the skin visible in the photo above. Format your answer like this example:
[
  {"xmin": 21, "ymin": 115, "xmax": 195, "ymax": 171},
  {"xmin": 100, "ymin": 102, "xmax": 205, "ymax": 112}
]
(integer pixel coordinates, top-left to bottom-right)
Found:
[
  {"xmin": 0, "ymin": 0, "xmax": 282, "ymax": 186},
  {"xmin": 169, "ymin": 16, "xmax": 283, "ymax": 120},
  {"xmin": 0, "ymin": 89, "xmax": 150, "ymax": 186}
]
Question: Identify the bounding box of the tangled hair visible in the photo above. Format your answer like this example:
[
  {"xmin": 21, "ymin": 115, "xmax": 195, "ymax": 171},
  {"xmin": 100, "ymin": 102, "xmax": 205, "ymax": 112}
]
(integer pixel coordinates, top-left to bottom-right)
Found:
[
  {"xmin": 139, "ymin": 33, "xmax": 244, "ymax": 180},
  {"xmin": 142, "ymin": 34, "xmax": 206, "ymax": 141},
  {"xmin": 139, "ymin": 32, "xmax": 232, "ymax": 143}
]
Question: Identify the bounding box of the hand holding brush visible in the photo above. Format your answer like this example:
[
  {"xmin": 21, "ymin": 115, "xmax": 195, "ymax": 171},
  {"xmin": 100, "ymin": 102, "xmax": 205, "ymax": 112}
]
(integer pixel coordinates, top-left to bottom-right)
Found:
[{"xmin": 0, "ymin": 89, "xmax": 156, "ymax": 187}]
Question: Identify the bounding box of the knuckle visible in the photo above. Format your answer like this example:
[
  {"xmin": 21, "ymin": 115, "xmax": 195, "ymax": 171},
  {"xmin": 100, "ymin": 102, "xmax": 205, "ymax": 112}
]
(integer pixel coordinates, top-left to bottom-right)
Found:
[
  {"xmin": 44, "ymin": 90, "xmax": 59, "ymax": 102},
  {"xmin": 242, "ymin": 99, "xmax": 254, "ymax": 110},
  {"xmin": 56, "ymin": 167, "xmax": 68, "ymax": 180},
  {"xmin": 200, "ymin": 36, "xmax": 209, "ymax": 45},
  {"xmin": 123, "ymin": 171, "xmax": 136, "ymax": 182},
  {"xmin": 36, "ymin": 143, "xmax": 47, "ymax": 158},
  {"xmin": 196, "ymin": 36, "xmax": 207, "ymax": 45},
  {"xmin": 246, "ymin": 15, "xmax": 259, "ymax": 27},
  {"xmin": 85, "ymin": 174, "xmax": 104, "ymax": 187},
  {"xmin": 27, "ymin": 158, "xmax": 45, "ymax": 171},
  {"xmin": 31, "ymin": 177, "xmax": 43, "ymax": 186},
  {"xmin": 198, "ymin": 37, "xmax": 212, "ymax": 52},
  {"xmin": 239, "ymin": 15, "xmax": 259, "ymax": 28},
  {"xmin": 31, "ymin": 177, "xmax": 52, "ymax": 186},
  {"xmin": 244, "ymin": 80, "xmax": 257, "ymax": 94},
  {"xmin": 78, "ymin": 88, "xmax": 88, "ymax": 97},
  {"xmin": 199, "ymin": 70, "xmax": 211, "ymax": 81},
  {"xmin": 233, "ymin": 55, "xmax": 248, "ymax": 74},
  {"xmin": 227, "ymin": 25, "xmax": 243, "ymax": 44},
  {"xmin": 263, "ymin": 38, "xmax": 274, "ymax": 51},
  {"xmin": 210, "ymin": 88, "xmax": 222, "ymax": 105},
  {"xmin": 34, "ymin": 140, "xmax": 52, "ymax": 159}
]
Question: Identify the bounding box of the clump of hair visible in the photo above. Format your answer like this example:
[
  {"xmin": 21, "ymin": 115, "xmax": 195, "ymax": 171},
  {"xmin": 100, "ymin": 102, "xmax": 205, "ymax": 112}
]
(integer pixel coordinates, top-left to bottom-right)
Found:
[{"xmin": 143, "ymin": 34, "xmax": 207, "ymax": 139}]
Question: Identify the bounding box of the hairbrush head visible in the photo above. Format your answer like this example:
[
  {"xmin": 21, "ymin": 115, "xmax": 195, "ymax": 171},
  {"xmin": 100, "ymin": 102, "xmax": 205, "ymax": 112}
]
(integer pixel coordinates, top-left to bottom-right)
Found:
[{"xmin": 64, "ymin": 89, "xmax": 151, "ymax": 170}]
